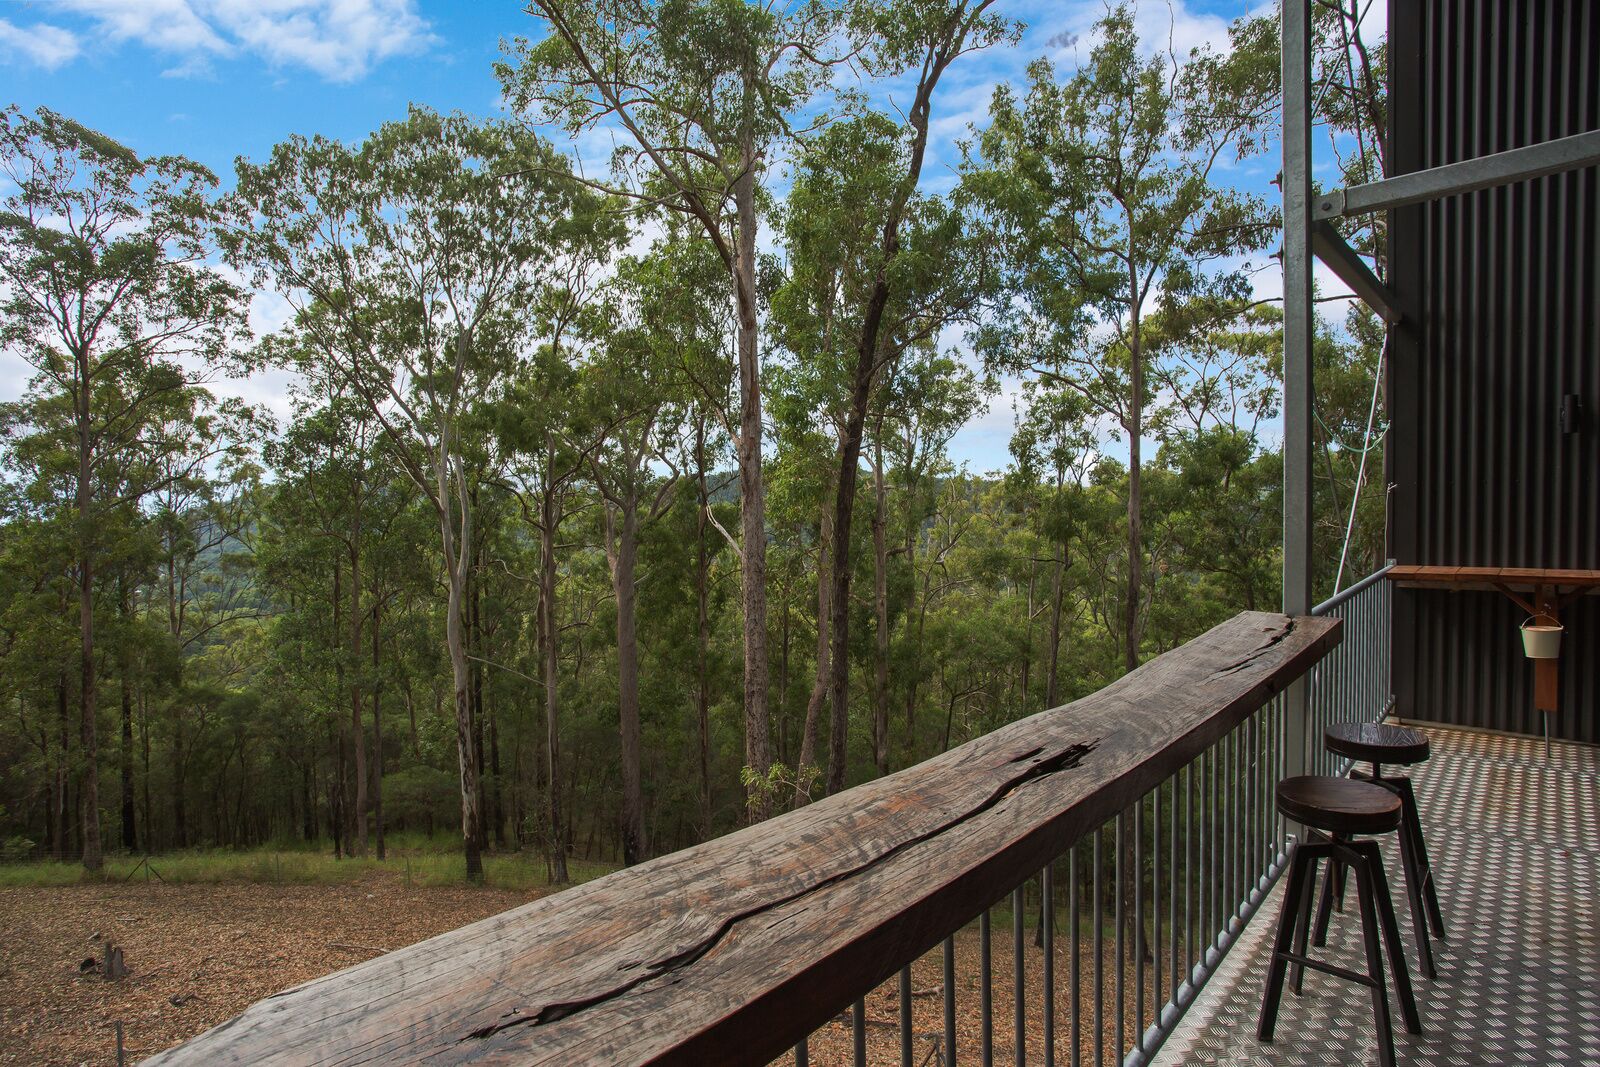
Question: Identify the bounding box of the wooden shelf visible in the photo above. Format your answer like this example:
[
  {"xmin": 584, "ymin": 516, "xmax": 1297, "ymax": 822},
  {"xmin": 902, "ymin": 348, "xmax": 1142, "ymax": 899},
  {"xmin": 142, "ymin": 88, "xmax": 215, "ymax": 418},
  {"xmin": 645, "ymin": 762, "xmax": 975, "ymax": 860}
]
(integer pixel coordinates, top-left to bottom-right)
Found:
[
  {"xmin": 1386, "ymin": 566, "xmax": 1595, "ymax": 712},
  {"xmin": 1386, "ymin": 565, "xmax": 1600, "ymax": 592}
]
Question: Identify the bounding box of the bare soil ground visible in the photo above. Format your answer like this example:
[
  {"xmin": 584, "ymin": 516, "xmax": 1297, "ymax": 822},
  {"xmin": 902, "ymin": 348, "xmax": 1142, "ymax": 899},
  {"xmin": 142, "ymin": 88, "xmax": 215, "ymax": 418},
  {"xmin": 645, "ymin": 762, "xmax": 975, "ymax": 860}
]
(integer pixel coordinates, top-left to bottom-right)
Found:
[
  {"xmin": 2, "ymin": 879, "xmax": 1161, "ymax": 1066},
  {"xmin": 0, "ymin": 875, "xmax": 531, "ymax": 1066}
]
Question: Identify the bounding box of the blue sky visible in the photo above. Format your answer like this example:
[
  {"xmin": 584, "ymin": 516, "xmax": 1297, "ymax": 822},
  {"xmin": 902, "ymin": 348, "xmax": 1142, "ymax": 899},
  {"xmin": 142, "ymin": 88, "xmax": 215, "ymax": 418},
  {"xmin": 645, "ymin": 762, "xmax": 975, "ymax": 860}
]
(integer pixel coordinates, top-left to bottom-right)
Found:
[{"xmin": 0, "ymin": 0, "xmax": 1363, "ymax": 474}]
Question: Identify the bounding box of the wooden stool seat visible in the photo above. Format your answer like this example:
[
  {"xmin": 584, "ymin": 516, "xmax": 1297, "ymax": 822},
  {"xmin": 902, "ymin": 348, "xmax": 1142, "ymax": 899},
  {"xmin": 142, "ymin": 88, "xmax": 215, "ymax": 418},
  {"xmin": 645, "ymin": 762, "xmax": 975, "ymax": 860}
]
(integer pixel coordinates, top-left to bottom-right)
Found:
[
  {"xmin": 1325, "ymin": 722, "xmax": 1431, "ymax": 767},
  {"xmin": 1276, "ymin": 776, "xmax": 1402, "ymax": 836}
]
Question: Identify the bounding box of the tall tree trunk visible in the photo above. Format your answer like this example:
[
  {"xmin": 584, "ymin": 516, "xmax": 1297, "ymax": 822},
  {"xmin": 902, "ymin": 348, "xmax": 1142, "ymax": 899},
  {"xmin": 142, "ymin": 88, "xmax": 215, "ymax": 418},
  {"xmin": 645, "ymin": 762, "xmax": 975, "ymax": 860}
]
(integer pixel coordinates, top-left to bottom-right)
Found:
[
  {"xmin": 537, "ymin": 474, "xmax": 568, "ymax": 884},
  {"xmin": 75, "ymin": 361, "xmax": 102, "ymax": 871},
  {"xmin": 1125, "ymin": 265, "xmax": 1144, "ymax": 674},
  {"xmin": 822, "ymin": 16, "xmax": 960, "ymax": 793},
  {"xmin": 794, "ymin": 494, "xmax": 831, "ymax": 806},
  {"xmin": 1045, "ymin": 543, "xmax": 1066, "ymax": 709},
  {"xmin": 693, "ymin": 423, "xmax": 714, "ymax": 837},
  {"xmin": 333, "ymin": 561, "xmax": 356, "ymax": 855},
  {"xmin": 904, "ymin": 508, "xmax": 920, "ymax": 735},
  {"xmin": 733, "ymin": 99, "xmax": 771, "ymax": 821},
  {"xmin": 172, "ymin": 728, "xmax": 187, "ymax": 850},
  {"xmin": 439, "ymin": 425, "xmax": 484, "ymax": 882},
  {"xmin": 119, "ymin": 585, "xmax": 137, "ymax": 852},
  {"xmin": 469, "ymin": 561, "xmax": 488, "ymax": 854},
  {"xmin": 371, "ymin": 599, "xmax": 385, "ymax": 861},
  {"xmin": 347, "ymin": 543, "xmax": 368, "ymax": 857},
  {"xmin": 53, "ymin": 675, "xmax": 68, "ymax": 860},
  {"xmin": 302, "ymin": 759, "xmax": 315, "ymax": 843},
  {"xmin": 870, "ymin": 436, "xmax": 891, "ymax": 775},
  {"xmin": 140, "ymin": 689, "xmax": 151, "ymax": 850},
  {"xmin": 607, "ymin": 499, "xmax": 647, "ymax": 866},
  {"xmin": 825, "ymin": 358, "xmax": 874, "ymax": 796},
  {"xmin": 489, "ymin": 707, "xmax": 504, "ymax": 849}
]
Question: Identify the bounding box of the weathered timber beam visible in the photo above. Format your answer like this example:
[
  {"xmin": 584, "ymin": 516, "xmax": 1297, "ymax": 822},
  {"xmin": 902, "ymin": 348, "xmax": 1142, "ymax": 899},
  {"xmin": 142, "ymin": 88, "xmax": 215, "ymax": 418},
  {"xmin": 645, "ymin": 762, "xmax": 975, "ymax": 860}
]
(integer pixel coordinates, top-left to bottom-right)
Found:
[
  {"xmin": 1313, "ymin": 128, "xmax": 1600, "ymax": 220},
  {"xmin": 145, "ymin": 611, "xmax": 1340, "ymax": 1067},
  {"xmin": 1310, "ymin": 221, "xmax": 1401, "ymax": 324}
]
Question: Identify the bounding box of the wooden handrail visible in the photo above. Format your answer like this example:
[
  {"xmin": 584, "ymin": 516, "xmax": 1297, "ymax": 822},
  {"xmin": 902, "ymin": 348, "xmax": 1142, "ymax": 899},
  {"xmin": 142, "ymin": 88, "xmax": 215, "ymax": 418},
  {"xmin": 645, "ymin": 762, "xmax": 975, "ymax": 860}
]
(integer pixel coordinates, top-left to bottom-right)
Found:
[{"xmin": 146, "ymin": 611, "xmax": 1340, "ymax": 1067}]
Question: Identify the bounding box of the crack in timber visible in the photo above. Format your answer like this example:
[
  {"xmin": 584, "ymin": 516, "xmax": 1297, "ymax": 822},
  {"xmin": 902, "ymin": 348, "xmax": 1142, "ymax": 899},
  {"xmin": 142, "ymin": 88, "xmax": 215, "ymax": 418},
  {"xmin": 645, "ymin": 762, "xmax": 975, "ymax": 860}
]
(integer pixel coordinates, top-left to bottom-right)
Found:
[
  {"xmin": 462, "ymin": 738, "xmax": 1099, "ymax": 1043},
  {"xmin": 1209, "ymin": 618, "xmax": 1296, "ymax": 677}
]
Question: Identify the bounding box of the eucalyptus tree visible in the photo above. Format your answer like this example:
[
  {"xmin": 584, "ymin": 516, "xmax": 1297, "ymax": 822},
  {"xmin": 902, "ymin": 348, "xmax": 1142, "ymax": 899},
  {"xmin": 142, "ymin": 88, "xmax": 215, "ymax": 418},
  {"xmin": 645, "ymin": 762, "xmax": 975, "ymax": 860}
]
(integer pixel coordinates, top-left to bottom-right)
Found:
[
  {"xmin": 1007, "ymin": 382, "xmax": 1097, "ymax": 710},
  {"xmin": 0, "ymin": 107, "xmax": 250, "ymax": 870},
  {"xmin": 970, "ymin": 6, "xmax": 1276, "ymax": 672},
  {"xmin": 492, "ymin": 196, "xmax": 625, "ymax": 880},
  {"xmin": 577, "ymin": 254, "xmax": 698, "ymax": 865},
  {"xmin": 768, "ymin": 0, "xmax": 1006, "ymax": 792},
  {"xmin": 230, "ymin": 108, "xmax": 611, "ymax": 880},
  {"xmin": 873, "ymin": 348, "xmax": 984, "ymax": 762},
  {"xmin": 500, "ymin": 0, "xmax": 849, "ymax": 818},
  {"xmin": 258, "ymin": 387, "xmax": 384, "ymax": 856}
]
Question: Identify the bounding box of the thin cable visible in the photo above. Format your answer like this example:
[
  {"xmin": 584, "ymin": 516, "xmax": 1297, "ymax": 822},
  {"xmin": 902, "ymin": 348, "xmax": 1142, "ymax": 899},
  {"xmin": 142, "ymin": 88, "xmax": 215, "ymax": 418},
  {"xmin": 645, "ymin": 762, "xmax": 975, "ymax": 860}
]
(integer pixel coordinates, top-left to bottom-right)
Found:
[{"xmin": 1334, "ymin": 331, "xmax": 1387, "ymax": 593}]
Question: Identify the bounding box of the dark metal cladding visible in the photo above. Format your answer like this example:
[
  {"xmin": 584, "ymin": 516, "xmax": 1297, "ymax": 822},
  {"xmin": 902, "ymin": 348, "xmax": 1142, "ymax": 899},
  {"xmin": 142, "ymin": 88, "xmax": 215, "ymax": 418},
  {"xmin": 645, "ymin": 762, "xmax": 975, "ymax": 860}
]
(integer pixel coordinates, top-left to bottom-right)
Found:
[{"xmin": 1388, "ymin": 0, "xmax": 1600, "ymax": 744}]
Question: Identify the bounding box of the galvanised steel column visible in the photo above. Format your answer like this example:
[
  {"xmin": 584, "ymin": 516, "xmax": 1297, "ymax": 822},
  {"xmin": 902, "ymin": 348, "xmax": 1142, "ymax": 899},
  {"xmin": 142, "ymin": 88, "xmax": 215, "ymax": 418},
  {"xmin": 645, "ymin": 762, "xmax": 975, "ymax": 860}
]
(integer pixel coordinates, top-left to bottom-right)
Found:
[{"xmin": 1281, "ymin": 0, "xmax": 1314, "ymax": 816}]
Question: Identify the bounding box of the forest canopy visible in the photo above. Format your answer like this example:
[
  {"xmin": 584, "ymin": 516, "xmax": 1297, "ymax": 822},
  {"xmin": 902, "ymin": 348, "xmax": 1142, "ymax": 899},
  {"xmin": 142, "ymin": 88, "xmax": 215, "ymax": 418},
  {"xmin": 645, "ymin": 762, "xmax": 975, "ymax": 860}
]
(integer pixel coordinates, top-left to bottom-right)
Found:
[{"xmin": 0, "ymin": 1, "xmax": 1389, "ymax": 880}]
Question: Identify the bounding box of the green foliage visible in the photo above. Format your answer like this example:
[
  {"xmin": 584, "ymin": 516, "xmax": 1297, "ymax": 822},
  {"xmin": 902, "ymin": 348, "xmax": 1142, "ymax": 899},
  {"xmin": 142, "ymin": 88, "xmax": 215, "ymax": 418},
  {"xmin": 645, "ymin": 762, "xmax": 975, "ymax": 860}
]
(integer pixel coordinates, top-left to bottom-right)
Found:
[{"xmin": 0, "ymin": 6, "xmax": 1389, "ymax": 882}]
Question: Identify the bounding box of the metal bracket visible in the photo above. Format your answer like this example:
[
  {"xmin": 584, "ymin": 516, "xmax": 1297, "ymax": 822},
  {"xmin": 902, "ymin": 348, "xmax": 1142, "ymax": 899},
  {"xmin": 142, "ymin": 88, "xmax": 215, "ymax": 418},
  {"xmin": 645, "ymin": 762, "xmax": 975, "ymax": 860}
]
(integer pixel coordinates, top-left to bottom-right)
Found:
[
  {"xmin": 1313, "ymin": 128, "xmax": 1600, "ymax": 219},
  {"xmin": 1310, "ymin": 221, "xmax": 1402, "ymax": 324}
]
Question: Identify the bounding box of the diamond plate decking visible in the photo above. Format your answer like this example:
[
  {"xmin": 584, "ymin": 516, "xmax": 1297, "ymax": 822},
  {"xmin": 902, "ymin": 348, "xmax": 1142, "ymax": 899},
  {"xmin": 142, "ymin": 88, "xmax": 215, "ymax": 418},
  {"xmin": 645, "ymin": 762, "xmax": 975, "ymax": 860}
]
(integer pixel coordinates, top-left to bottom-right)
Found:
[{"xmin": 1153, "ymin": 724, "xmax": 1600, "ymax": 1066}]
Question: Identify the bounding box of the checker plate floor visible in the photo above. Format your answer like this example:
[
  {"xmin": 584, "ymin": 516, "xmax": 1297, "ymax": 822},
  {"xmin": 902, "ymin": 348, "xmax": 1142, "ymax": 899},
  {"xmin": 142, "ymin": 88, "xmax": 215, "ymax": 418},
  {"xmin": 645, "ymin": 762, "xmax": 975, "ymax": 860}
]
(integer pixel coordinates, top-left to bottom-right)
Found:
[{"xmin": 1153, "ymin": 725, "xmax": 1599, "ymax": 1066}]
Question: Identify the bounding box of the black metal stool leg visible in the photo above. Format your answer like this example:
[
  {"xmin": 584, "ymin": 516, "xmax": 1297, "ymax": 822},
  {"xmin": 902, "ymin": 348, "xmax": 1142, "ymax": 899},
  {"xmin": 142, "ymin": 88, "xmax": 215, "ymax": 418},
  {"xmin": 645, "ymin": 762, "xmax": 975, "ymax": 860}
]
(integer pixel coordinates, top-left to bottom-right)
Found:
[
  {"xmin": 1259, "ymin": 843, "xmax": 1317, "ymax": 1041},
  {"xmin": 1312, "ymin": 857, "xmax": 1337, "ymax": 947},
  {"xmin": 1358, "ymin": 839, "xmax": 1423, "ymax": 1035},
  {"xmin": 1396, "ymin": 776, "xmax": 1446, "ymax": 938},
  {"xmin": 1393, "ymin": 796, "xmax": 1438, "ymax": 979},
  {"xmin": 1289, "ymin": 847, "xmax": 1319, "ymax": 995},
  {"xmin": 1350, "ymin": 850, "xmax": 1398, "ymax": 1067}
]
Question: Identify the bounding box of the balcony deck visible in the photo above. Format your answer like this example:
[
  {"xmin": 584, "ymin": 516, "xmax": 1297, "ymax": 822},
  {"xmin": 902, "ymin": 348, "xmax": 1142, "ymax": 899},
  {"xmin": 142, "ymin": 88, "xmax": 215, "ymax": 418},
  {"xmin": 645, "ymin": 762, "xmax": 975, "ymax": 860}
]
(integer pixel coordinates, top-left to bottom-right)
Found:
[{"xmin": 1155, "ymin": 724, "xmax": 1600, "ymax": 1065}]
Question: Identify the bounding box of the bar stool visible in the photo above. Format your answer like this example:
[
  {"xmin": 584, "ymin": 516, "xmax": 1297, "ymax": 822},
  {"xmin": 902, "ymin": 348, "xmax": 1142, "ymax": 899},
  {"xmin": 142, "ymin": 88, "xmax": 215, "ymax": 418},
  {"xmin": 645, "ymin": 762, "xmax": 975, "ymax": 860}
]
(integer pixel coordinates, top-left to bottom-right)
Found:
[
  {"xmin": 1259, "ymin": 776, "xmax": 1421, "ymax": 1067},
  {"xmin": 1316, "ymin": 723, "xmax": 1446, "ymax": 979}
]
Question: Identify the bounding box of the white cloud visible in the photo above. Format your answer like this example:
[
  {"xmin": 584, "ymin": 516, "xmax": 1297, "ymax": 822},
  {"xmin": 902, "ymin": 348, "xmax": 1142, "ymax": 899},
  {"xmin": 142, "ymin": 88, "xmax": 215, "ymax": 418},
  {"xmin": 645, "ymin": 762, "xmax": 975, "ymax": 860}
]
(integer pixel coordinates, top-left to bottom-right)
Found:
[
  {"xmin": 1039, "ymin": 0, "xmax": 1276, "ymax": 67},
  {"xmin": 0, "ymin": 18, "xmax": 82, "ymax": 70},
  {"xmin": 55, "ymin": 0, "xmax": 434, "ymax": 82}
]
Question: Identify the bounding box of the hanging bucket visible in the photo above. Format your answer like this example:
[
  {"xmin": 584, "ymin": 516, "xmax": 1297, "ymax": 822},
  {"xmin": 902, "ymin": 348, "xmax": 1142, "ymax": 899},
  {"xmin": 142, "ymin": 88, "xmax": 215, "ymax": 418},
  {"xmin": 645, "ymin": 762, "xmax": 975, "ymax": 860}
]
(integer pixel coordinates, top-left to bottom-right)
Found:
[{"xmin": 1521, "ymin": 614, "xmax": 1563, "ymax": 659}]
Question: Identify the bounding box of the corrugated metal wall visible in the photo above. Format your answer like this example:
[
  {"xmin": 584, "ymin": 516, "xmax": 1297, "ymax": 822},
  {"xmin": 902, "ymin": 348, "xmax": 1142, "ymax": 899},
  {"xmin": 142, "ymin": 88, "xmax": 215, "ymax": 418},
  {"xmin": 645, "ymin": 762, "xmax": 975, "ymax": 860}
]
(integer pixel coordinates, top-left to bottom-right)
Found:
[{"xmin": 1388, "ymin": 0, "xmax": 1600, "ymax": 743}]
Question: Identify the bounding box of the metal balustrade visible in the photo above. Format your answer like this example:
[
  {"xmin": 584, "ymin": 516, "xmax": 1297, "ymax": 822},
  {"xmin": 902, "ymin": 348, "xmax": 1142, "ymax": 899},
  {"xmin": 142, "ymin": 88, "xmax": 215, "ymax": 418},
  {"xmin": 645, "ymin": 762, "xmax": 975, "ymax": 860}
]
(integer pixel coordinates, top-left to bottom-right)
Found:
[
  {"xmin": 786, "ymin": 570, "xmax": 1394, "ymax": 1067},
  {"xmin": 1308, "ymin": 564, "xmax": 1395, "ymax": 778}
]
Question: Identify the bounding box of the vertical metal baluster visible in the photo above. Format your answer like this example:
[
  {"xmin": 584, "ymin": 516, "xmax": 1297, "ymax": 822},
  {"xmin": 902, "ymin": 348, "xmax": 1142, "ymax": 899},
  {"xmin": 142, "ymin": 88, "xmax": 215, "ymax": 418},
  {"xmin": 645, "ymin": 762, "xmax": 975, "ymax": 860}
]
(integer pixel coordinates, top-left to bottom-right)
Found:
[
  {"xmin": 1014, "ymin": 884, "xmax": 1027, "ymax": 1067},
  {"xmin": 1044, "ymin": 863, "xmax": 1056, "ymax": 1067},
  {"xmin": 1223, "ymin": 728, "xmax": 1233, "ymax": 937},
  {"xmin": 1245, "ymin": 715, "xmax": 1256, "ymax": 896},
  {"xmin": 1209, "ymin": 739, "xmax": 1222, "ymax": 947},
  {"xmin": 1115, "ymin": 810, "xmax": 1126, "ymax": 1061},
  {"xmin": 1282, "ymin": 693, "xmax": 1290, "ymax": 837},
  {"xmin": 981, "ymin": 907, "xmax": 994, "ymax": 1067},
  {"xmin": 795, "ymin": 1038, "xmax": 808, "ymax": 1067},
  {"xmin": 1092, "ymin": 827, "xmax": 1103, "ymax": 1067},
  {"xmin": 1211, "ymin": 735, "xmax": 1221, "ymax": 946},
  {"xmin": 944, "ymin": 935, "xmax": 956, "ymax": 1067},
  {"xmin": 1158, "ymin": 780, "xmax": 1171, "ymax": 1030},
  {"xmin": 1233, "ymin": 723, "xmax": 1242, "ymax": 927},
  {"xmin": 1170, "ymin": 772, "xmax": 1179, "ymax": 1007},
  {"xmin": 1203, "ymin": 739, "xmax": 1216, "ymax": 953},
  {"xmin": 1200, "ymin": 746, "xmax": 1211, "ymax": 959},
  {"xmin": 1184, "ymin": 759, "xmax": 1194, "ymax": 986},
  {"xmin": 1134, "ymin": 796, "xmax": 1145, "ymax": 1054},
  {"xmin": 1255, "ymin": 709, "xmax": 1265, "ymax": 891},
  {"xmin": 900, "ymin": 964, "xmax": 913, "ymax": 1067},
  {"xmin": 853, "ymin": 997, "xmax": 866, "ymax": 1067},
  {"xmin": 1070, "ymin": 844, "xmax": 1081, "ymax": 1067}
]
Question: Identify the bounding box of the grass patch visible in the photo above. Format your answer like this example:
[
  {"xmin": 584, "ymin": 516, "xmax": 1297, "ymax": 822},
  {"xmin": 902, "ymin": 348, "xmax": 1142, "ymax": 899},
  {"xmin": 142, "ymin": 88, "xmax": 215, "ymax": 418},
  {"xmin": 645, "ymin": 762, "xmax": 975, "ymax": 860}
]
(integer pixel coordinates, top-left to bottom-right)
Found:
[{"xmin": 0, "ymin": 845, "xmax": 617, "ymax": 891}]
